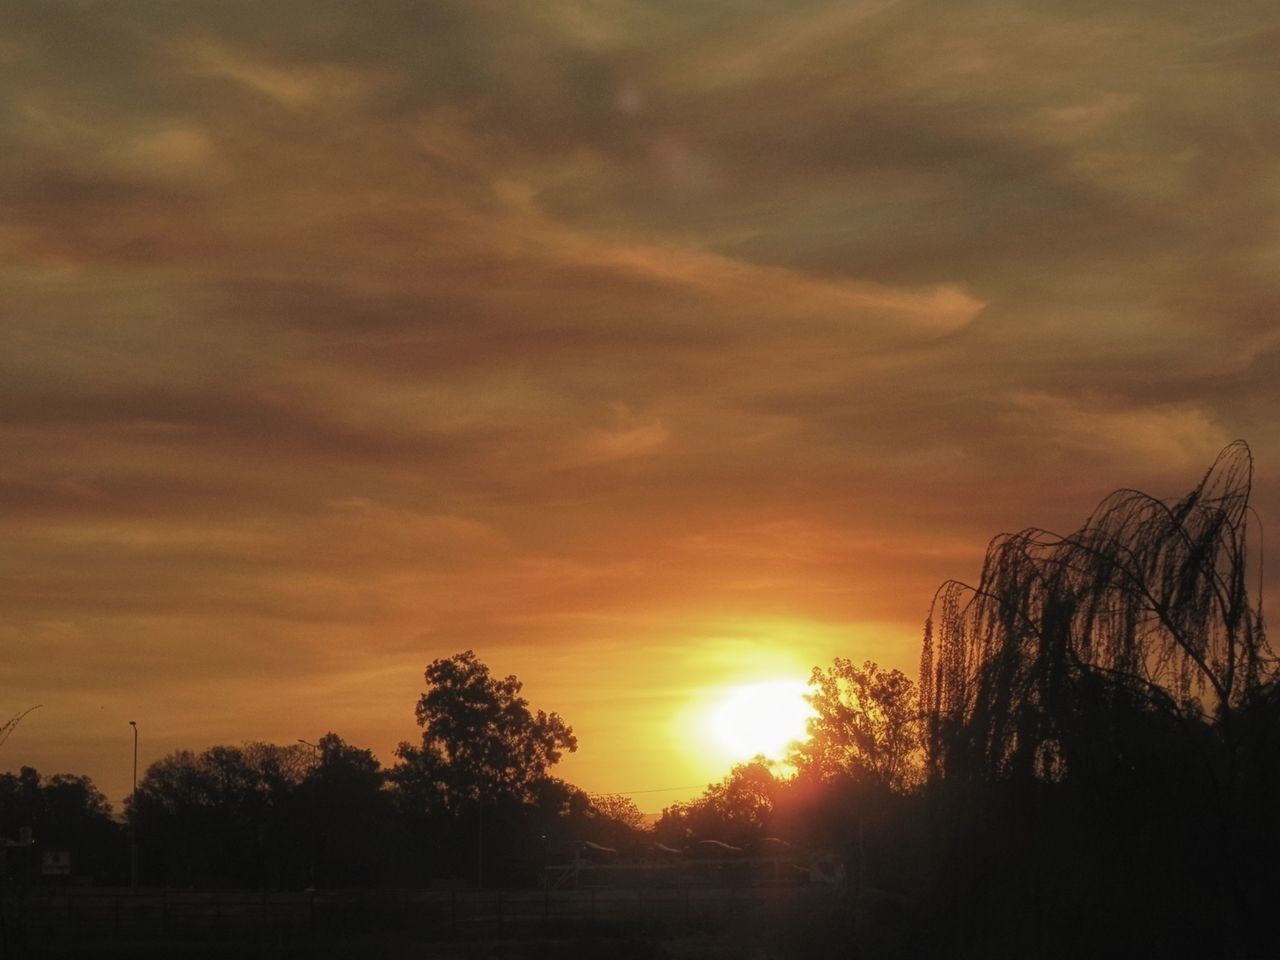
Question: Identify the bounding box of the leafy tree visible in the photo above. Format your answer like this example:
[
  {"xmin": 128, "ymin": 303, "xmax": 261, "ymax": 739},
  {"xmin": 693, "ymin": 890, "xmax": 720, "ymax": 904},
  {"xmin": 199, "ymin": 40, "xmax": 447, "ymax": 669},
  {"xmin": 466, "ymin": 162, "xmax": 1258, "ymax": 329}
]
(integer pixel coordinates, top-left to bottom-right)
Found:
[
  {"xmin": 391, "ymin": 651, "xmax": 577, "ymax": 886},
  {"xmin": 0, "ymin": 766, "xmax": 121, "ymax": 882},
  {"xmin": 306, "ymin": 733, "xmax": 383, "ymax": 791},
  {"xmin": 784, "ymin": 661, "xmax": 924, "ymax": 897},
  {"xmin": 654, "ymin": 758, "xmax": 779, "ymax": 847},
  {"xmin": 296, "ymin": 733, "xmax": 402, "ymax": 885},
  {"xmin": 920, "ymin": 440, "xmax": 1274, "ymax": 790},
  {"xmin": 131, "ymin": 742, "xmax": 312, "ymax": 887},
  {"xmin": 588, "ymin": 793, "xmax": 645, "ymax": 831},
  {"xmin": 394, "ymin": 650, "xmax": 577, "ymax": 812},
  {"xmin": 793, "ymin": 658, "xmax": 922, "ymax": 792},
  {"xmin": 132, "ymin": 736, "xmax": 407, "ymax": 888},
  {"xmin": 915, "ymin": 441, "xmax": 1280, "ymax": 956}
]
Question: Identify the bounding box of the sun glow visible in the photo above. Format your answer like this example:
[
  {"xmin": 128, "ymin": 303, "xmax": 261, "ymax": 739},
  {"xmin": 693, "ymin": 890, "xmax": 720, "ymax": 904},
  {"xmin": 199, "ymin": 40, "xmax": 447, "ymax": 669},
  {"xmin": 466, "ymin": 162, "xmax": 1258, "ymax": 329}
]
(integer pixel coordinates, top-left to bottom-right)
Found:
[{"xmin": 709, "ymin": 680, "xmax": 814, "ymax": 762}]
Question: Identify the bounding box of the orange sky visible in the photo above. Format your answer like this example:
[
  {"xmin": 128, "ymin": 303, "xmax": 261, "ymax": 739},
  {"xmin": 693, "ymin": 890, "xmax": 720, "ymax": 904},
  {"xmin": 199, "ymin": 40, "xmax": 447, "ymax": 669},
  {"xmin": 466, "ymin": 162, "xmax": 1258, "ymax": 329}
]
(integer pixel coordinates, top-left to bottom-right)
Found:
[{"xmin": 3, "ymin": 1, "xmax": 1279, "ymax": 811}]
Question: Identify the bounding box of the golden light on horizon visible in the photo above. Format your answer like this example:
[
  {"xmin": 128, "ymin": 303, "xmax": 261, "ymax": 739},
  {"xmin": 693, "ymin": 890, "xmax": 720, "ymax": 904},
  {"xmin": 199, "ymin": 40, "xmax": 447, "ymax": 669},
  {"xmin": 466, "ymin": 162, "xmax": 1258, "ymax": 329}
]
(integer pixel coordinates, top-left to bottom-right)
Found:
[{"xmin": 706, "ymin": 680, "xmax": 814, "ymax": 764}]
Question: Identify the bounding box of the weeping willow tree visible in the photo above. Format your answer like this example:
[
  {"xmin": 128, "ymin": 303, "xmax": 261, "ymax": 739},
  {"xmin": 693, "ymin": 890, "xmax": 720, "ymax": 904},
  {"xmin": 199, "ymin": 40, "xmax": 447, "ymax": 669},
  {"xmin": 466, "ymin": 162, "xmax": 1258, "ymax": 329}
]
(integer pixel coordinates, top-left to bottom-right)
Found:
[
  {"xmin": 0, "ymin": 705, "xmax": 40, "ymax": 750},
  {"xmin": 919, "ymin": 441, "xmax": 1274, "ymax": 792}
]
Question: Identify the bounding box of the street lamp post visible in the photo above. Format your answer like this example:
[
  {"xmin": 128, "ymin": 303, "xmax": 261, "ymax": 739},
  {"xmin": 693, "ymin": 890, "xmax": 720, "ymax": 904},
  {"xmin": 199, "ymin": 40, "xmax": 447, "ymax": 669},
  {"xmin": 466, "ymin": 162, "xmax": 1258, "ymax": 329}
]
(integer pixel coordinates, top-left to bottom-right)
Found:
[{"xmin": 129, "ymin": 720, "xmax": 137, "ymax": 891}]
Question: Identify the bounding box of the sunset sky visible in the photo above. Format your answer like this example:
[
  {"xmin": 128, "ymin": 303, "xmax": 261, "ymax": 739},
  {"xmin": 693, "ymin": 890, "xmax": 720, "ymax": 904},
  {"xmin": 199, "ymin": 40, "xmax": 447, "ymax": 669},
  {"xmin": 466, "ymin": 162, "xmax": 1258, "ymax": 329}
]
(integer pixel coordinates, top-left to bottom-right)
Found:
[{"xmin": 4, "ymin": 1, "xmax": 1279, "ymax": 811}]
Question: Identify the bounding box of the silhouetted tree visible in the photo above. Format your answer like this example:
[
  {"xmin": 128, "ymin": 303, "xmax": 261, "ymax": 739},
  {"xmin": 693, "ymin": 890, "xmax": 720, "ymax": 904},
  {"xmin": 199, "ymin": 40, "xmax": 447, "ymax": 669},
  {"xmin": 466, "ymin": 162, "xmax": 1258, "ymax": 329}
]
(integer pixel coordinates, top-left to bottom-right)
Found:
[
  {"xmin": 129, "ymin": 735, "xmax": 413, "ymax": 889},
  {"xmin": 588, "ymin": 793, "xmax": 644, "ymax": 831},
  {"xmin": 920, "ymin": 440, "xmax": 1272, "ymax": 789},
  {"xmin": 295, "ymin": 733, "xmax": 404, "ymax": 886},
  {"xmin": 0, "ymin": 706, "xmax": 40, "ymax": 751},
  {"xmin": 916, "ymin": 441, "xmax": 1278, "ymax": 956},
  {"xmin": 794, "ymin": 658, "xmax": 922, "ymax": 792},
  {"xmin": 394, "ymin": 650, "xmax": 577, "ymax": 813},
  {"xmin": 391, "ymin": 651, "xmax": 578, "ymax": 885},
  {"xmin": 131, "ymin": 742, "xmax": 311, "ymax": 887},
  {"xmin": 0, "ymin": 767, "xmax": 121, "ymax": 883},
  {"xmin": 655, "ymin": 758, "xmax": 779, "ymax": 848}
]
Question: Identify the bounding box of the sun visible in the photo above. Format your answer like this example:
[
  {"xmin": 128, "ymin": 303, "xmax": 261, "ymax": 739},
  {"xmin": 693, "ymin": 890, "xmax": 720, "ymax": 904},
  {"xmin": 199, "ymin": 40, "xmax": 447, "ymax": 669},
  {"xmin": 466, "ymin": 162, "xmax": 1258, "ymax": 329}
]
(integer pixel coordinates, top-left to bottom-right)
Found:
[{"xmin": 709, "ymin": 680, "xmax": 814, "ymax": 762}]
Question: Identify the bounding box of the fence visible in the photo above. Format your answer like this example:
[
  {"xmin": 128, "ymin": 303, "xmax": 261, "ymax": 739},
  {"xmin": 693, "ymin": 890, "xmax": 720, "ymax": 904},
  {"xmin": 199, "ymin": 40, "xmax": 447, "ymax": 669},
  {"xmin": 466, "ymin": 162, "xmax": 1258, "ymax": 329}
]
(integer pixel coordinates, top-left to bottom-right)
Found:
[{"xmin": 0, "ymin": 883, "xmax": 838, "ymax": 948}]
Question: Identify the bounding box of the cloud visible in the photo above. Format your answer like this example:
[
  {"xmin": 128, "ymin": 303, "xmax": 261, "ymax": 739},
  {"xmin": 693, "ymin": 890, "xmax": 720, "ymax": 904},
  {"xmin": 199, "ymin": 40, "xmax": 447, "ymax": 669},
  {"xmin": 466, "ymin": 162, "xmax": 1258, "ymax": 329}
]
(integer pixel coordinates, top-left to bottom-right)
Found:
[
  {"xmin": 2, "ymin": 0, "xmax": 1279, "ymax": 807},
  {"xmin": 174, "ymin": 36, "xmax": 379, "ymax": 109},
  {"xmin": 578, "ymin": 409, "xmax": 670, "ymax": 465},
  {"xmin": 1002, "ymin": 393, "xmax": 1231, "ymax": 475}
]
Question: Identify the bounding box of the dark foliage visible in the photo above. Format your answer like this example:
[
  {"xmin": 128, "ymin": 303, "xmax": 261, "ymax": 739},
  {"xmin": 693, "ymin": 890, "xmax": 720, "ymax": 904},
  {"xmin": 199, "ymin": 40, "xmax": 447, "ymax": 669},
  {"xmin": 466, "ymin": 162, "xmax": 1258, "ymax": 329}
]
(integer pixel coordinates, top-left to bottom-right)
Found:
[
  {"xmin": 0, "ymin": 766, "xmax": 123, "ymax": 884},
  {"xmin": 294, "ymin": 733, "xmax": 406, "ymax": 887},
  {"xmin": 118, "ymin": 654, "xmax": 635, "ymax": 892},
  {"xmin": 917, "ymin": 442, "xmax": 1279, "ymax": 957},
  {"xmin": 921, "ymin": 440, "xmax": 1271, "ymax": 785},
  {"xmin": 794, "ymin": 659, "xmax": 922, "ymax": 791},
  {"xmin": 395, "ymin": 650, "xmax": 578, "ymax": 812},
  {"xmin": 654, "ymin": 758, "xmax": 781, "ymax": 848},
  {"xmin": 130, "ymin": 742, "xmax": 312, "ymax": 888},
  {"xmin": 389, "ymin": 649, "xmax": 585, "ymax": 886}
]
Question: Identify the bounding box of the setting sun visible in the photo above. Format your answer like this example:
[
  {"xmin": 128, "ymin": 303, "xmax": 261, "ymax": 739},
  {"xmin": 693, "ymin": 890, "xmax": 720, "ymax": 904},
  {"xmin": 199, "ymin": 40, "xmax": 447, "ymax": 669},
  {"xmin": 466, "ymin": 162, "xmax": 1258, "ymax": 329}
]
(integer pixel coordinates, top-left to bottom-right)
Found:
[{"xmin": 708, "ymin": 681, "xmax": 815, "ymax": 762}]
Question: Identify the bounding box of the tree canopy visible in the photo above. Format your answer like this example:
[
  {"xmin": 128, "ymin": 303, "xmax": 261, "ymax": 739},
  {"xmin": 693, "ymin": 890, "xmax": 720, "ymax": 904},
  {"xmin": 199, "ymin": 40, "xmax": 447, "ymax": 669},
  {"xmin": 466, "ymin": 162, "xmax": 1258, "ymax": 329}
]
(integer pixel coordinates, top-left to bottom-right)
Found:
[
  {"xmin": 0, "ymin": 766, "xmax": 120, "ymax": 882},
  {"xmin": 914, "ymin": 441, "xmax": 1280, "ymax": 957},
  {"xmin": 130, "ymin": 742, "xmax": 313, "ymax": 887},
  {"xmin": 920, "ymin": 440, "xmax": 1275, "ymax": 788},
  {"xmin": 655, "ymin": 758, "xmax": 780, "ymax": 848},
  {"xmin": 395, "ymin": 650, "xmax": 577, "ymax": 812},
  {"xmin": 793, "ymin": 658, "xmax": 921, "ymax": 792}
]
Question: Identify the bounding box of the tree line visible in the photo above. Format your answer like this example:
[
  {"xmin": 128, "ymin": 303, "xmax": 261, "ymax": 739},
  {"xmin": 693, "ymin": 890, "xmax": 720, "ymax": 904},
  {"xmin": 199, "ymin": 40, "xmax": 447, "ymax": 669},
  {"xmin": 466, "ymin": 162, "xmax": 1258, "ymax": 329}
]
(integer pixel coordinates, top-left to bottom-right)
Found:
[
  {"xmin": 3, "ymin": 442, "xmax": 1278, "ymax": 956},
  {"xmin": 2, "ymin": 651, "xmax": 642, "ymax": 889},
  {"xmin": 2, "ymin": 645, "xmax": 924, "ymax": 891},
  {"xmin": 3, "ymin": 650, "xmax": 908, "ymax": 891}
]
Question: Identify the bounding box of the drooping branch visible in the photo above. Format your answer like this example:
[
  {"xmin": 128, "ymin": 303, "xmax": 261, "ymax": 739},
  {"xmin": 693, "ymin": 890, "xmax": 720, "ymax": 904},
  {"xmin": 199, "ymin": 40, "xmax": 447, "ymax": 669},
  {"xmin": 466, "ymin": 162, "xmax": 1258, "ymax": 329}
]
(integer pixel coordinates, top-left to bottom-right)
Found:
[
  {"xmin": 920, "ymin": 441, "xmax": 1274, "ymax": 784},
  {"xmin": 0, "ymin": 705, "xmax": 42, "ymax": 750}
]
